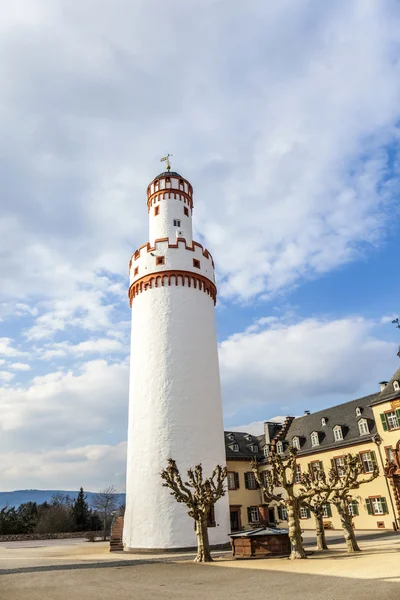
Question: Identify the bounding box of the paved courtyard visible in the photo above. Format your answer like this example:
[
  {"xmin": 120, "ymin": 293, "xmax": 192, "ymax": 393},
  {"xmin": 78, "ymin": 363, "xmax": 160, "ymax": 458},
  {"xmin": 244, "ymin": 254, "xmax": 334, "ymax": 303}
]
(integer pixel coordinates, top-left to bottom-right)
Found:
[{"xmin": 1, "ymin": 531, "xmax": 399, "ymax": 600}]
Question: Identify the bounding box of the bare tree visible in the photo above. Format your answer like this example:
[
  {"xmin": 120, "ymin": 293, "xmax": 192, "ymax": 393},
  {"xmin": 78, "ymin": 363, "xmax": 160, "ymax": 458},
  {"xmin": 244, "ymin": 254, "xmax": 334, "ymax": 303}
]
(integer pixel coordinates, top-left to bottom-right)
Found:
[
  {"xmin": 301, "ymin": 469, "xmax": 333, "ymax": 550},
  {"xmin": 161, "ymin": 459, "xmax": 227, "ymax": 562},
  {"xmin": 327, "ymin": 454, "xmax": 379, "ymax": 552},
  {"xmin": 92, "ymin": 485, "xmax": 119, "ymax": 541},
  {"xmin": 252, "ymin": 448, "xmax": 318, "ymax": 560}
]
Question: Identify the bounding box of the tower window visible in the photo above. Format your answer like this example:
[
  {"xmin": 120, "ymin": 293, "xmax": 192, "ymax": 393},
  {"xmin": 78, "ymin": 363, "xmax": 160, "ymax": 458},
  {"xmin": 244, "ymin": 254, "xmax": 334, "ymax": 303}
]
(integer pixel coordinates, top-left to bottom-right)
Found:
[
  {"xmin": 156, "ymin": 257, "xmax": 165, "ymax": 265},
  {"xmin": 184, "ymin": 207, "xmax": 189, "ymax": 216},
  {"xmin": 173, "ymin": 219, "xmax": 181, "ymax": 227},
  {"xmin": 154, "ymin": 206, "xmax": 160, "ymax": 216},
  {"xmin": 193, "ymin": 259, "xmax": 200, "ymax": 269},
  {"xmin": 134, "ymin": 267, "xmax": 139, "ymax": 276}
]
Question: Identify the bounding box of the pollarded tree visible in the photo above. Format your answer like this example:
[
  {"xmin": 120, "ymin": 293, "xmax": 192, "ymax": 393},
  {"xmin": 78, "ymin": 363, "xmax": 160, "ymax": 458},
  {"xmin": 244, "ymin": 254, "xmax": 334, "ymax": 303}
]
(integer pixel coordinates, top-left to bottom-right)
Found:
[
  {"xmin": 327, "ymin": 453, "xmax": 379, "ymax": 552},
  {"xmin": 252, "ymin": 448, "xmax": 316, "ymax": 560},
  {"xmin": 300, "ymin": 468, "xmax": 333, "ymax": 551},
  {"xmin": 161, "ymin": 459, "xmax": 227, "ymax": 563}
]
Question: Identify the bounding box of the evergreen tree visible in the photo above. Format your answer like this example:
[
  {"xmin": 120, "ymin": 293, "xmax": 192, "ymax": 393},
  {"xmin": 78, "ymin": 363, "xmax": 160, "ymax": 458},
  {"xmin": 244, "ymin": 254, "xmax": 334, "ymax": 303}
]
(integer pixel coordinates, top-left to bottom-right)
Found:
[{"xmin": 72, "ymin": 487, "xmax": 90, "ymax": 531}]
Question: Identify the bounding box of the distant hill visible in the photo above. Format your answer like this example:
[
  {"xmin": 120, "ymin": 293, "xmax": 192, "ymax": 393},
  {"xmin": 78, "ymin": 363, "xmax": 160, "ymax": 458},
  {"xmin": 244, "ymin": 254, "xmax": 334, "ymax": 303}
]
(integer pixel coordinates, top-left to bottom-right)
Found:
[{"xmin": 0, "ymin": 490, "xmax": 126, "ymax": 509}]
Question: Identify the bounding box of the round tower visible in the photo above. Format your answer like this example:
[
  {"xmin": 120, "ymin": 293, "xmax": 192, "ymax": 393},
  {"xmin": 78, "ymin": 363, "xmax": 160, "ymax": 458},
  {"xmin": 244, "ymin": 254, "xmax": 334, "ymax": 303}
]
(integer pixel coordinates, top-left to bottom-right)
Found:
[{"xmin": 123, "ymin": 167, "xmax": 230, "ymax": 551}]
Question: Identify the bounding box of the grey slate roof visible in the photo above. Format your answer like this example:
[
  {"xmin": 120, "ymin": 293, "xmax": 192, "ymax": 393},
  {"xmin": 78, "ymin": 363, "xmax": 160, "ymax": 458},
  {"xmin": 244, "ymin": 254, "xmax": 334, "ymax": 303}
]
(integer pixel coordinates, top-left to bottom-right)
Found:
[
  {"xmin": 370, "ymin": 367, "xmax": 400, "ymax": 405},
  {"xmin": 224, "ymin": 431, "xmax": 264, "ymax": 461},
  {"xmin": 283, "ymin": 392, "xmax": 380, "ymax": 456},
  {"xmin": 153, "ymin": 171, "xmax": 183, "ymax": 179}
]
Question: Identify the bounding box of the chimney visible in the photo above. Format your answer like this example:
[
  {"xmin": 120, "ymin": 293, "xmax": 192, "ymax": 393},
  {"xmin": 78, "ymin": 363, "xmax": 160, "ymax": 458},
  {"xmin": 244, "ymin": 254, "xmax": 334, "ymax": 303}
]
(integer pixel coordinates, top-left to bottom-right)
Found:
[
  {"xmin": 304, "ymin": 410, "xmax": 310, "ymax": 416},
  {"xmin": 264, "ymin": 421, "xmax": 271, "ymax": 445},
  {"xmin": 379, "ymin": 381, "xmax": 388, "ymax": 392}
]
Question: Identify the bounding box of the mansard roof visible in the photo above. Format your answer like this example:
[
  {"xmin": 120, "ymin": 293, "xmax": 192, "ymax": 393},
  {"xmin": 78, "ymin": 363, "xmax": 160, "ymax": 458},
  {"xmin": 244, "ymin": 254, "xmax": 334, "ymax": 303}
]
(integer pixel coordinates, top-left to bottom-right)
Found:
[
  {"xmin": 224, "ymin": 431, "xmax": 264, "ymax": 461},
  {"xmin": 370, "ymin": 366, "xmax": 400, "ymax": 406}
]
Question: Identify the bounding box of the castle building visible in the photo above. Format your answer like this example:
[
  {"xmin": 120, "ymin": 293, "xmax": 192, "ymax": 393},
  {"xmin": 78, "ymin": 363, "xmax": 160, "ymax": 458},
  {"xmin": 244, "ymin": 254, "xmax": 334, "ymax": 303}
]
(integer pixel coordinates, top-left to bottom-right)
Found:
[
  {"xmin": 123, "ymin": 165, "xmax": 229, "ymax": 551},
  {"xmin": 225, "ymin": 366, "xmax": 400, "ymax": 532}
]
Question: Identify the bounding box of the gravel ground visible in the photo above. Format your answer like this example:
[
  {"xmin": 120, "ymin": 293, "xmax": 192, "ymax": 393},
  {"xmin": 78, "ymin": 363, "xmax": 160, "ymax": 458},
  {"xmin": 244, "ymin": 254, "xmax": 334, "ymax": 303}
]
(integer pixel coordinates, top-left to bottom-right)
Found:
[{"xmin": 0, "ymin": 531, "xmax": 399, "ymax": 600}]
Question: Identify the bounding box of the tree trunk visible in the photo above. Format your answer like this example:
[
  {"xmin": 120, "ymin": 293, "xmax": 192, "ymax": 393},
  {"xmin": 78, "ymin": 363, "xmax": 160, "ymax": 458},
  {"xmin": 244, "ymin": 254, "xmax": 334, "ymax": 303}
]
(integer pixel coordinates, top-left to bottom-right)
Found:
[
  {"xmin": 194, "ymin": 517, "xmax": 212, "ymax": 562},
  {"xmin": 338, "ymin": 504, "xmax": 360, "ymax": 553},
  {"xmin": 314, "ymin": 512, "xmax": 328, "ymax": 550},
  {"xmin": 287, "ymin": 502, "xmax": 307, "ymax": 559},
  {"xmin": 103, "ymin": 513, "xmax": 107, "ymax": 541}
]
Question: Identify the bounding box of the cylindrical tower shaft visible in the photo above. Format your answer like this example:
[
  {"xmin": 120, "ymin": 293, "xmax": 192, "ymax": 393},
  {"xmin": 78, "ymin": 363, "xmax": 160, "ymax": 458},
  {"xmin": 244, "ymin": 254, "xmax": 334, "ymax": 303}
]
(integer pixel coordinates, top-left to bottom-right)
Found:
[{"xmin": 123, "ymin": 169, "xmax": 229, "ymax": 551}]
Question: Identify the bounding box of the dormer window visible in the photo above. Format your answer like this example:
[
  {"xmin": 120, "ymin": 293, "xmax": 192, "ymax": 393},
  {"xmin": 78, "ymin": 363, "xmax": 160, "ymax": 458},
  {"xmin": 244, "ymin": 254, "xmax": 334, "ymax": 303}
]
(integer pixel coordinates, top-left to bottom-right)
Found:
[
  {"xmin": 230, "ymin": 444, "xmax": 239, "ymax": 452},
  {"xmin": 264, "ymin": 446, "xmax": 270, "ymax": 457},
  {"xmin": 310, "ymin": 432, "xmax": 319, "ymax": 447},
  {"xmin": 321, "ymin": 418, "xmax": 326, "ymax": 427},
  {"xmin": 276, "ymin": 441, "xmax": 283, "ymax": 455},
  {"xmin": 333, "ymin": 426, "xmax": 343, "ymax": 441},
  {"xmin": 292, "ymin": 437, "xmax": 300, "ymax": 450},
  {"xmin": 355, "ymin": 407, "xmax": 362, "ymax": 417},
  {"xmin": 358, "ymin": 418, "xmax": 369, "ymax": 436},
  {"xmin": 394, "ymin": 381, "xmax": 400, "ymax": 391},
  {"xmin": 227, "ymin": 433, "xmax": 235, "ymax": 442},
  {"xmin": 245, "ymin": 434, "xmax": 253, "ymax": 442},
  {"xmin": 250, "ymin": 445, "xmax": 258, "ymax": 452}
]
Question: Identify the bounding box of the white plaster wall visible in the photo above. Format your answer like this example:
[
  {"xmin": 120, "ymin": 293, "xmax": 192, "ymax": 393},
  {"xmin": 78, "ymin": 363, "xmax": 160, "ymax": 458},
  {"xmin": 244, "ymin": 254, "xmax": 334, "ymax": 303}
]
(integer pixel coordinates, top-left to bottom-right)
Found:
[
  {"xmin": 130, "ymin": 240, "xmax": 215, "ymax": 287},
  {"xmin": 123, "ymin": 284, "xmax": 230, "ymax": 550},
  {"xmin": 149, "ymin": 196, "xmax": 193, "ymax": 245}
]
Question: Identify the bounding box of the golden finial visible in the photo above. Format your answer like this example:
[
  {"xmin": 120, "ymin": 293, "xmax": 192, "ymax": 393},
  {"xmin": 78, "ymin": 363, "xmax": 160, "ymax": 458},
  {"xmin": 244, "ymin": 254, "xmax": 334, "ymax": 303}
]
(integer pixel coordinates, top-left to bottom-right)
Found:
[{"xmin": 160, "ymin": 153, "xmax": 173, "ymax": 172}]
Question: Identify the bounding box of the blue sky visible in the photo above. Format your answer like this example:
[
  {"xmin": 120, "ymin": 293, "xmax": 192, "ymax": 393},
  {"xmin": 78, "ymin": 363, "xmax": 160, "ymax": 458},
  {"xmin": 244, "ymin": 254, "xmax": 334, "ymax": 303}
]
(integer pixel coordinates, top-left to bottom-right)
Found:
[{"xmin": 1, "ymin": 0, "xmax": 400, "ymax": 491}]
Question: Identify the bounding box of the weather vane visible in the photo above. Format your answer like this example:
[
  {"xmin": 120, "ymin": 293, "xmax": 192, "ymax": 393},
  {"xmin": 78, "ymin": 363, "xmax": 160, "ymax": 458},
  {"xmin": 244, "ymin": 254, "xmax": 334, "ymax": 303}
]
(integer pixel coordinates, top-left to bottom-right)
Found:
[{"xmin": 160, "ymin": 153, "xmax": 173, "ymax": 172}]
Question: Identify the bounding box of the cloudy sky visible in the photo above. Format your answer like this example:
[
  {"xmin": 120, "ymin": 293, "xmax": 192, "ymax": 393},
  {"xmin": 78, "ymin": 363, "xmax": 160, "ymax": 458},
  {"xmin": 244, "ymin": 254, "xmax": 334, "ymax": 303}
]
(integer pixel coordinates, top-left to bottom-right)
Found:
[{"xmin": 1, "ymin": 0, "xmax": 400, "ymax": 492}]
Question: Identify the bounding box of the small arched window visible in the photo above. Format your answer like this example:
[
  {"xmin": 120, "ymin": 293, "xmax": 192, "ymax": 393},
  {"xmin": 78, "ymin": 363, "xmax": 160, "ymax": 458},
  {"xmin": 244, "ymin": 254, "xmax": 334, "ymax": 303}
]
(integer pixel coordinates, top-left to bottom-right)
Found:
[
  {"xmin": 358, "ymin": 419, "xmax": 369, "ymax": 435},
  {"xmin": 276, "ymin": 441, "xmax": 284, "ymax": 455},
  {"xmin": 355, "ymin": 407, "xmax": 362, "ymax": 417},
  {"xmin": 333, "ymin": 426, "xmax": 343, "ymax": 442},
  {"xmin": 310, "ymin": 432, "xmax": 319, "ymax": 447},
  {"xmin": 292, "ymin": 437, "xmax": 300, "ymax": 450}
]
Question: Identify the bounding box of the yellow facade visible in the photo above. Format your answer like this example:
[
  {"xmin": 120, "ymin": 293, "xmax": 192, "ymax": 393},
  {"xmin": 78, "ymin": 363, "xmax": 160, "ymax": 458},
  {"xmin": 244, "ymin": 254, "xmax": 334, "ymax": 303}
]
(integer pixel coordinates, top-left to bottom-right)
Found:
[{"xmin": 227, "ymin": 400, "xmax": 400, "ymax": 532}]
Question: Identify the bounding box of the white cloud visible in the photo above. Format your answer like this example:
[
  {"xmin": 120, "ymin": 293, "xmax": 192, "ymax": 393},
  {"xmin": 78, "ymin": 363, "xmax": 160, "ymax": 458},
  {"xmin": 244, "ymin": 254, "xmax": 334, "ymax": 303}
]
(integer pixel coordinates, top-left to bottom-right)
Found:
[
  {"xmin": 220, "ymin": 316, "xmax": 398, "ymax": 420},
  {"xmin": 39, "ymin": 337, "xmax": 126, "ymax": 359},
  {"xmin": 9, "ymin": 363, "xmax": 31, "ymax": 371},
  {"xmin": 0, "ymin": 338, "xmax": 22, "ymax": 357},
  {"xmin": 0, "ymin": 371, "xmax": 14, "ymax": 383}
]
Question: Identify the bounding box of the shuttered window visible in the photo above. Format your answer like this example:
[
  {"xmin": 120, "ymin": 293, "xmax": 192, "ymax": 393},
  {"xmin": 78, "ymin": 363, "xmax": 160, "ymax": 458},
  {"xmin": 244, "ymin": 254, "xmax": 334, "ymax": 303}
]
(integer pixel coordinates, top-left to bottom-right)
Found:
[
  {"xmin": 227, "ymin": 472, "xmax": 240, "ymax": 490},
  {"xmin": 244, "ymin": 472, "xmax": 257, "ymax": 490},
  {"xmin": 247, "ymin": 506, "xmax": 260, "ymax": 523},
  {"xmin": 360, "ymin": 451, "xmax": 377, "ymax": 473},
  {"xmin": 366, "ymin": 497, "xmax": 388, "ymax": 515}
]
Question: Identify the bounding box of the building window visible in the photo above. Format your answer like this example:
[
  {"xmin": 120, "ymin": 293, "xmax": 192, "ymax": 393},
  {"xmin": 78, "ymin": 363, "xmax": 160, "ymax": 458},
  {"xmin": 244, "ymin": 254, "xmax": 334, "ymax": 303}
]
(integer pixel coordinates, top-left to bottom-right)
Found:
[
  {"xmin": 381, "ymin": 411, "xmax": 400, "ymax": 431},
  {"xmin": 247, "ymin": 506, "xmax": 260, "ymax": 524},
  {"xmin": 173, "ymin": 219, "xmax": 181, "ymax": 227},
  {"xmin": 227, "ymin": 472, "xmax": 239, "ymax": 490},
  {"xmin": 154, "ymin": 206, "xmax": 160, "ymax": 216},
  {"xmin": 366, "ymin": 497, "xmax": 388, "ymax": 516},
  {"xmin": 134, "ymin": 267, "xmax": 139, "ymax": 276},
  {"xmin": 358, "ymin": 419, "xmax": 369, "ymax": 436},
  {"xmin": 156, "ymin": 257, "xmax": 165, "ymax": 265},
  {"xmin": 394, "ymin": 381, "xmax": 400, "ymax": 391},
  {"xmin": 244, "ymin": 472, "xmax": 257, "ymax": 490},
  {"xmin": 300, "ymin": 507, "xmax": 310, "ymax": 519},
  {"xmin": 184, "ymin": 206, "xmax": 189, "ymax": 216},
  {"xmin": 333, "ymin": 457, "xmax": 345, "ymax": 477},
  {"xmin": 310, "ymin": 432, "xmax": 319, "ymax": 447},
  {"xmin": 292, "ymin": 437, "xmax": 300, "ymax": 450},
  {"xmin": 322, "ymin": 504, "xmax": 332, "ymax": 518},
  {"xmin": 385, "ymin": 447, "xmax": 395, "ymax": 462},
  {"xmin": 295, "ymin": 464, "xmax": 302, "ymax": 484},
  {"xmin": 355, "ymin": 407, "xmax": 362, "ymax": 417},
  {"xmin": 207, "ymin": 506, "xmax": 216, "ymax": 527},
  {"xmin": 193, "ymin": 259, "xmax": 201, "ymax": 269},
  {"xmin": 309, "ymin": 461, "xmax": 323, "ymax": 480},
  {"xmin": 264, "ymin": 446, "xmax": 270, "ymax": 457},
  {"xmin": 321, "ymin": 418, "xmax": 326, "ymax": 427},
  {"xmin": 277, "ymin": 505, "xmax": 288, "ymax": 520},
  {"xmin": 227, "ymin": 433, "xmax": 235, "ymax": 441},
  {"xmin": 250, "ymin": 445, "xmax": 259, "ymax": 453},
  {"xmin": 260, "ymin": 471, "xmax": 269, "ymax": 487},
  {"xmin": 245, "ymin": 434, "xmax": 253, "ymax": 442},
  {"xmin": 348, "ymin": 500, "xmax": 359, "ymax": 517},
  {"xmin": 276, "ymin": 441, "xmax": 284, "ymax": 455},
  {"xmin": 333, "ymin": 426, "xmax": 343, "ymax": 441},
  {"xmin": 231, "ymin": 444, "xmax": 239, "ymax": 452},
  {"xmin": 360, "ymin": 451, "xmax": 376, "ymax": 473}
]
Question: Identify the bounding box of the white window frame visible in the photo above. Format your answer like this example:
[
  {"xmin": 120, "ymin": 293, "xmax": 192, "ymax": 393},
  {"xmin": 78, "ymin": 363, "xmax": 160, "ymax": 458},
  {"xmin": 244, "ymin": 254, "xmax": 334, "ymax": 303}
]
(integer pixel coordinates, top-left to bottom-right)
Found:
[
  {"xmin": 227, "ymin": 472, "xmax": 237, "ymax": 490},
  {"xmin": 310, "ymin": 432, "xmax": 319, "ymax": 447},
  {"xmin": 246, "ymin": 471, "xmax": 257, "ymax": 490},
  {"xmin": 360, "ymin": 452, "xmax": 374, "ymax": 473},
  {"xmin": 292, "ymin": 437, "xmax": 300, "ymax": 450},
  {"xmin": 250, "ymin": 445, "xmax": 258, "ymax": 453},
  {"xmin": 276, "ymin": 442, "xmax": 284, "ymax": 455},
  {"xmin": 231, "ymin": 444, "xmax": 239, "ymax": 452},
  {"xmin": 333, "ymin": 426, "xmax": 343, "ymax": 441},
  {"xmin": 321, "ymin": 418, "xmax": 326, "ymax": 427},
  {"xmin": 249, "ymin": 506, "xmax": 260, "ymax": 523},
  {"xmin": 300, "ymin": 507, "xmax": 308, "ymax": 519},
  {"xmin": 264, "ymin": 446, "xmax": 270, "ymax": 457},
  {"xmin": 358, "ymin": 419, "xmax": 369, "ymax": 436},
  {"xmin": 282, "ymin": 506, "xmax": 288, "ymax": 520},
  {"xmin": 295, "ymin": 465, "xmax": 302, "ymax": 484},
  {"xmin": 322, "ymin": 504, "xmax": 329, "ymax": 518},
  {"xmin": 393, "ymin": 381, "xmax": 400, "ymax": 391},
  {"xmin": 386, "ymin": 411, "xmax": 400, "ymax": 431},
  {"xmin": 348, "ymin": 501, "xmax": 356, "ymax": 517},
  {"xmin": 245, "ymin": 434, "xmax": 253, "ymax": 442},
  {"xmin": 371, "ymin": 497, "xmax": 384, "ymax": 515},
  {"xmin": 355, "ymin": 407, "xmax": 362, "ymax": 417},
  {"xmin": 335, "ymin": 457, "xmax": 345, "ymax": 477}
]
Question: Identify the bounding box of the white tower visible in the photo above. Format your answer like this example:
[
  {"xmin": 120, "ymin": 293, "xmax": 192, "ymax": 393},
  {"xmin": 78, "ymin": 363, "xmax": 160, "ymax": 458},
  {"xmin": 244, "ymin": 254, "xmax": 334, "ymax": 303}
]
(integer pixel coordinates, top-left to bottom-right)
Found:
[{"xmin": 123, "ymin": 164, "xmax": 230, "ymax": 551}]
